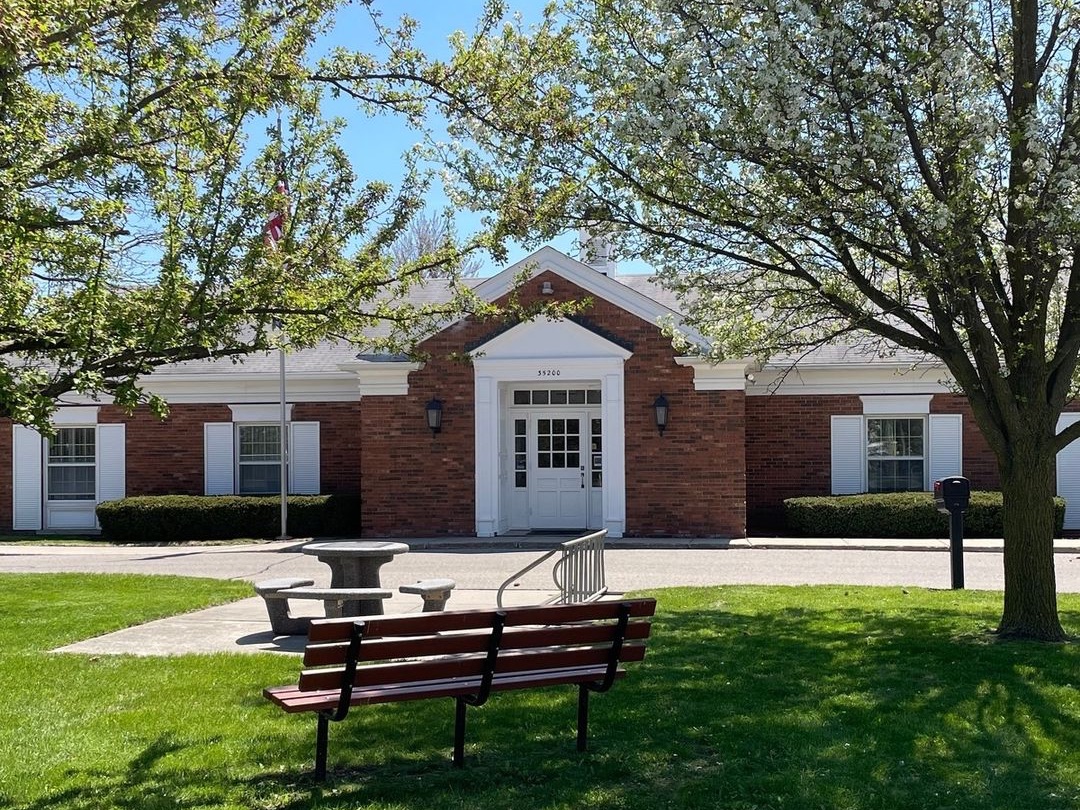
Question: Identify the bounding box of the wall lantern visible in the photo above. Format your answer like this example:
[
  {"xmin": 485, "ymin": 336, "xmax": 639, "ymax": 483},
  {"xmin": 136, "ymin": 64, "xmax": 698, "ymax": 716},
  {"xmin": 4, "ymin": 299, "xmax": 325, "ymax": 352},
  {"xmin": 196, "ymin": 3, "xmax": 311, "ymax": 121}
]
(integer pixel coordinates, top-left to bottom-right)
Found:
[
  {"xmin": 425, "ymin": 397, "xmax": 443, "ymax": 435},
  {"xmin": 653, "ymin": 394, "xmax": 669, "ymax": 436}
]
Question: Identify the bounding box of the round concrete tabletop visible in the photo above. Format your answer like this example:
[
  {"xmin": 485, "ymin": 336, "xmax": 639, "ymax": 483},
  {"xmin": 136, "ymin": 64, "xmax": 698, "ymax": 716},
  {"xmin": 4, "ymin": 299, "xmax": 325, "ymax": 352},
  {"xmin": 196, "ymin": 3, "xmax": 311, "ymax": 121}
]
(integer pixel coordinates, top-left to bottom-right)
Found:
[{"xmin": 301, "ymin": 541, "xmax": 410, "ymax": 557}]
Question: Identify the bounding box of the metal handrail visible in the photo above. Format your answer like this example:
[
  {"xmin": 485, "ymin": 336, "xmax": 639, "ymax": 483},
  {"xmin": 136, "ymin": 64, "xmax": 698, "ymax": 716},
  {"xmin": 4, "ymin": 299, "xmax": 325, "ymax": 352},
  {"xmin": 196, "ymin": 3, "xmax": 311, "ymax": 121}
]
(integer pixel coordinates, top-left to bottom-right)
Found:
[{"xmin": 497, "ymin": 529, "xmax": 608, "ymax": 608}]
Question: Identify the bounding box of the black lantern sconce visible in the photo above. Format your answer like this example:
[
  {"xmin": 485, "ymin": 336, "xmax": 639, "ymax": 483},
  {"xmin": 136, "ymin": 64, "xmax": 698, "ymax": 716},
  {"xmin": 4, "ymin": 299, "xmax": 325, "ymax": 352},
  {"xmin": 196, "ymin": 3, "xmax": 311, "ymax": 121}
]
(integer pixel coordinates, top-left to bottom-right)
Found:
[
  {"xmin": 653, "ymin": 394, "xmax": 669, "ymax": 436},
  {"xmin": 425, "ymin": 397, "xmax": 443, "ymax": 435}
]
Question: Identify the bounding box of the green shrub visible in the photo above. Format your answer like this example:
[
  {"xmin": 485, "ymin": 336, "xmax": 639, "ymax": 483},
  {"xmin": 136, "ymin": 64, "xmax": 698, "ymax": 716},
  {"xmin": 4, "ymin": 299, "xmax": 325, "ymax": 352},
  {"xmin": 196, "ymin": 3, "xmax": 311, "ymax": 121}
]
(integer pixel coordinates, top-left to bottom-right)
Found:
[
  {"xmin": 783, "ymin": 491, "xmax": 1067, "ymax": 538},
  {"xmin": 95, "ymin": 494, "xmax": 360, "ymax": 544}
]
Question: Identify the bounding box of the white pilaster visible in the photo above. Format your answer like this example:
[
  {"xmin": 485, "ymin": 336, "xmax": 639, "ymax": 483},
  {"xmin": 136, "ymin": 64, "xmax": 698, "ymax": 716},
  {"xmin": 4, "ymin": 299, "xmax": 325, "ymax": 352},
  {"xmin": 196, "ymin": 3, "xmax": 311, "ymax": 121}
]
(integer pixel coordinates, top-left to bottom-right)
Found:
[
  {"xmin": 474, "ymin": 375, "xmax": 500, "ymax": 537},
  {"xmin": 601, "ymin": 372, "xmax": 626, "ymax": 537}
]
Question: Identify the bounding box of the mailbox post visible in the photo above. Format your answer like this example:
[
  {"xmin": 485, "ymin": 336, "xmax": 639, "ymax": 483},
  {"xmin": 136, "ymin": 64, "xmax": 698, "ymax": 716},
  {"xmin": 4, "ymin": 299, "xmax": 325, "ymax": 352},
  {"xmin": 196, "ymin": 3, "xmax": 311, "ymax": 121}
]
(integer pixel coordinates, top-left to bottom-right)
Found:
[{"xmin": 934, "ymin": 476, "xmax": 971, "ymax": 589}]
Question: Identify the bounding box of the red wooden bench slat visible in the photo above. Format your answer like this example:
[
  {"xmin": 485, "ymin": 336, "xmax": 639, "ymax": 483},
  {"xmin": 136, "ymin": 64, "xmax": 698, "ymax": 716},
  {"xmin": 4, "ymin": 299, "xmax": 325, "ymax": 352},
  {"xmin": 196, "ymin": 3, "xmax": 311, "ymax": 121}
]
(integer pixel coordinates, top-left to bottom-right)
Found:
[
  {"xmin": 302, "ymin": 619, "xmax": 652, "ymax": 667},
  {"xmin": 298, "ymin": 641, "xmax": 648, "ymax": 692},
  {"xmin": 266, "ymin": 665, "xmax": 628, "ymax": 713},
  {"xmin": 305, "ymin": 597, "xmax": 657, "ymax": 643}
]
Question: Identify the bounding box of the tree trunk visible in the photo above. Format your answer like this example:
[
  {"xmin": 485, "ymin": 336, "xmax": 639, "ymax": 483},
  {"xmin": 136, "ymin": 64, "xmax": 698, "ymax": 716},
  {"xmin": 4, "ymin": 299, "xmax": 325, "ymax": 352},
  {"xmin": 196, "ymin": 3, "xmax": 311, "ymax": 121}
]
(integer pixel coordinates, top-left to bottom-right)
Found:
[{"xmin": 997, "ymin": 440, "xmax": 1066, "ymax": 641}]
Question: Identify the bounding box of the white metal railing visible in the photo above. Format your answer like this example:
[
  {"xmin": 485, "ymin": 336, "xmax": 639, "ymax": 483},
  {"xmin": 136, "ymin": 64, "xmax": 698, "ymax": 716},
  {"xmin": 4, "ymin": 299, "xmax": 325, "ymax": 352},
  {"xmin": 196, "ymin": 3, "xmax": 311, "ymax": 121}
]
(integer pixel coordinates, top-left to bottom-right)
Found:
[{"xmin": 496, "ymin": 529, "xmax": 608, "ymax": 608}]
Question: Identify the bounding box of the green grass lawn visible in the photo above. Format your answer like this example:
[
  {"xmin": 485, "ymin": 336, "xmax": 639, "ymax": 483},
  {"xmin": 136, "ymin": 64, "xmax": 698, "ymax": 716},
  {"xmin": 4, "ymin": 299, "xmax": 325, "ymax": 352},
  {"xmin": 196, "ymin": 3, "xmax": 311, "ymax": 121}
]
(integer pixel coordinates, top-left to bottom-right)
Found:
[{"xmin": 0, "ymin": 575, "xmax": 1078, "ymax": 810}]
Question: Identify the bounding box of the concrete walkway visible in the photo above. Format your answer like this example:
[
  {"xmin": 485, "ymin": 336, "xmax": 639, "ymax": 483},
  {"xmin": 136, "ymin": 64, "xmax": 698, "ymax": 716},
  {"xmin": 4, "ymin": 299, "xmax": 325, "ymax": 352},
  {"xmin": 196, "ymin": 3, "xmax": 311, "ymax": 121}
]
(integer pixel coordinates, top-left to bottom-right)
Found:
[
  {"xmin": 10, "ymin": 535, "xmax": 1077, "ymax": 657},
  {"xmin": 55, "ymin": 585, "xmax": 556, "ymax": 657}
]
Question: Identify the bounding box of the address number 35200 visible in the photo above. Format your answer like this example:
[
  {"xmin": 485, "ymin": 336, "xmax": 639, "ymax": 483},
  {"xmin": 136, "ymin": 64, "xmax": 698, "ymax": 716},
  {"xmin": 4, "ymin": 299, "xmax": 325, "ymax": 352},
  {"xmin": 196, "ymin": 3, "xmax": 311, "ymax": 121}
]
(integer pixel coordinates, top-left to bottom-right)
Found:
[{"xmin": 537, "ymin": 369, "xmax": 561, "ymax": 377}]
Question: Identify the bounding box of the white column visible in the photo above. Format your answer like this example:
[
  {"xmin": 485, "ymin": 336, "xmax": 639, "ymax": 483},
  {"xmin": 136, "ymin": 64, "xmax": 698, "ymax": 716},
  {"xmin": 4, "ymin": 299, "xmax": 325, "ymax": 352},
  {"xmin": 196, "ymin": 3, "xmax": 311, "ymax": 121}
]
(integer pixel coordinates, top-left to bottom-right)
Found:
[
  {"xmin": 474, "ymin": 375, "xmax": 500, "ymax": 536},
  {"xmin": 601, "ymin": 372, "xmax": 626, "ymax": 537}
]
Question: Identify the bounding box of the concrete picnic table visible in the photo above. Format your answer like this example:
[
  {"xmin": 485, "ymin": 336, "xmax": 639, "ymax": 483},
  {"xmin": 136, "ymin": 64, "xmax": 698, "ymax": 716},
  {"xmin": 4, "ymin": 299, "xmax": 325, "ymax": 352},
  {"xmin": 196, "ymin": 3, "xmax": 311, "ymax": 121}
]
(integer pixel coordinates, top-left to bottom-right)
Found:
[{"xmin": 300, "ymin": 540, "xmax": 410, "ymax": 615}]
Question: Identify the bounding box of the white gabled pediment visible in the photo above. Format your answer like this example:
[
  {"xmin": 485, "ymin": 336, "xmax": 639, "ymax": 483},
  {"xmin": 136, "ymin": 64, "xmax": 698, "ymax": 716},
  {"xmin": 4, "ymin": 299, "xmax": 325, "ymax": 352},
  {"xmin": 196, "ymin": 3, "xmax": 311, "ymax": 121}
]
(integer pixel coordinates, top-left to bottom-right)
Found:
[
  {"xmin": 470, "ymin": 318, "xmax": 633, "ymax": 361},
  {"xmin": 472, "ymin": 247, "xmax": 708, "ymax": 349}
]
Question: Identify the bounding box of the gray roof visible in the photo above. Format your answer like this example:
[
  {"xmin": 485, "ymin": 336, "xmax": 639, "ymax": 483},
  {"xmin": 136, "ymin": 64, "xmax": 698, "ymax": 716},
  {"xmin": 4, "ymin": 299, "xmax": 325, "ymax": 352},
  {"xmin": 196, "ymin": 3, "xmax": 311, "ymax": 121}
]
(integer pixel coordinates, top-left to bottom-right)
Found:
[
  {"xmin": 147, "ymin": 340, "xmax": 365, "ymax": 377},
  {"xmin": 765, "ymin": 343, "xmax": 934, "ymax": 369},
  {"xmin": 145, "ymin": 260, "xmax": 930, "ymax": 377},
  {"xmin": 606, "ymin": 273, "xmax": 684, "ymax": 311},
  {"xmin": 149, "ymin": 270, "xmax": 677, "ymax": 376}
]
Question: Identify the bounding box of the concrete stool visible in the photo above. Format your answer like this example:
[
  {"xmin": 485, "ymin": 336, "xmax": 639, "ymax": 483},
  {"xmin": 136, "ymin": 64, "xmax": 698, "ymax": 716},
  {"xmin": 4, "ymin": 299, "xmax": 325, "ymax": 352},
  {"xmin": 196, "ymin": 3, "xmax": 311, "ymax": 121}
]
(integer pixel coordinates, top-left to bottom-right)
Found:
[
  {"xmin": 398, "ymin": 578, "xmax": 456, "ymax": 612},
  {"xmin": 254, "ymin": 577, "xmax": 315, "ymax": 635}
]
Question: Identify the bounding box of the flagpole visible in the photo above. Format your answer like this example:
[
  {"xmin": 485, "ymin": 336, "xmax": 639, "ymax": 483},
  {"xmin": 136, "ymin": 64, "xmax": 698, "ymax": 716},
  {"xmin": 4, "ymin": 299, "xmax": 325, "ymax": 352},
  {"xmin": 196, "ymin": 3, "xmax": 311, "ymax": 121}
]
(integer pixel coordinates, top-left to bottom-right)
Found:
[
  {"xmin": 273, "ymin": 111, "xmax": 289, "ymax": 541},
  {"xmin": 278, "ymin": 337, "xmax": 288, "ymax": 540}
]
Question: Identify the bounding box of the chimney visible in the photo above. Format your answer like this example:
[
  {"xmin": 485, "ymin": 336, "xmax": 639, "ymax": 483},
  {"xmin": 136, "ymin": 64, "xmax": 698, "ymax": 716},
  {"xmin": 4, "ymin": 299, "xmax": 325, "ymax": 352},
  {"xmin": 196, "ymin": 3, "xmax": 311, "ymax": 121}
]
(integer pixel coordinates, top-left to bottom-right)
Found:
[{"xmin": 577, "ymin": 208, "xmax": 617, "ymax": 276}]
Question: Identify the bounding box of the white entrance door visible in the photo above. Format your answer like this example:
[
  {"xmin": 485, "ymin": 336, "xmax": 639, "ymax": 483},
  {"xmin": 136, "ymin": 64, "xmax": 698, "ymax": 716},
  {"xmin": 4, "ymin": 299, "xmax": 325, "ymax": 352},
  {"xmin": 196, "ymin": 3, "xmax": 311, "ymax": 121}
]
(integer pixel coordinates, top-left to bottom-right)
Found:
[{"xmin": 530, "ymin": 412, "xmax": 588, "ymax": 529}]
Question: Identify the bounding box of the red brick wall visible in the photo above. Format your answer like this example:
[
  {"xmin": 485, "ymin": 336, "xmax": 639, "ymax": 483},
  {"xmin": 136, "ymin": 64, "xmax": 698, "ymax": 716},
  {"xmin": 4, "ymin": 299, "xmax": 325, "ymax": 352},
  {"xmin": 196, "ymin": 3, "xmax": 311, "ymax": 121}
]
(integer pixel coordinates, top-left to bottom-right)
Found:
[
  {"xmin": 102, "ymin": 402, "xmax": 365, "ymax": 499},
  {"xmin": 358, "ymin": 270, "xmax": 748, "ymax": 537},
  {"xmin": 100, "ymin": 403, "xmax": 230, "ymax": 495},
  {"xmin": 745, "ymin": 395, "xmax": 862, "ymax": 531},
  {"xmin": 359, "ymin": 368, "xmax": 476, "ymax": 537},
  {"xmin": 293, "ymin": 402, "xmax": 362, "ymax": 496},
  {"xmin": 0, "ymin": 404, "xmax": 367, "ymax": 533},
  {"xmin": 745, "ymin": 393, "xmax": 1009, "ymax": 533}
]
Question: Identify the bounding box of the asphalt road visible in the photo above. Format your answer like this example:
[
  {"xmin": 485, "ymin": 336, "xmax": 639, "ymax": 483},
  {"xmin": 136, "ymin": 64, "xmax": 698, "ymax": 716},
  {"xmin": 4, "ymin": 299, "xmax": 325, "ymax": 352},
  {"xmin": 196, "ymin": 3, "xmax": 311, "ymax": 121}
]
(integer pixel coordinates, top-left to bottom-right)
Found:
[{"xmin": 4, "ymin": 541, "xmax": 1080, "ymax": 593}]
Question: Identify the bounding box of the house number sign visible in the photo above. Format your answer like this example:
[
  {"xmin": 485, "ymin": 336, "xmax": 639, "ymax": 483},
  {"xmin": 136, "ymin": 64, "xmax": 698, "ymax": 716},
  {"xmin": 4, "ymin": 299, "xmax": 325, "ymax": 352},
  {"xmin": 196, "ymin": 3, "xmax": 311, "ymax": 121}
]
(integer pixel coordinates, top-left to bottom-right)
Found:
[{"xmin": 537, "ymin": 369, "xmax": 562, "ymax": 377}]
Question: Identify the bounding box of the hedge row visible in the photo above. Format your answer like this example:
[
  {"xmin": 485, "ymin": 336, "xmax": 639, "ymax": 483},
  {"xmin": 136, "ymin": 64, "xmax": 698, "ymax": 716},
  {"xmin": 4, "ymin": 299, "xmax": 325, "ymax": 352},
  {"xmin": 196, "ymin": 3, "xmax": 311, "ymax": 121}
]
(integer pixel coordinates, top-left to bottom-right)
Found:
[
  {"xmin": 96, "ymin": 494, "xmax": 360, "ymax": 544},
  {"xmin": 783, "ymin": 491, "xmax": 1067, "ymax": 538}
]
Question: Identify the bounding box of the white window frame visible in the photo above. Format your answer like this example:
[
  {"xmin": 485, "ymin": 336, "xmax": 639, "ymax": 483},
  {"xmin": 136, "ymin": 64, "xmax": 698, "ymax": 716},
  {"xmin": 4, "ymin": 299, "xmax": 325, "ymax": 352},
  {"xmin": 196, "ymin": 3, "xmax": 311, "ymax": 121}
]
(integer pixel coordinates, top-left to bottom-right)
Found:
[
  {"xmin": 45, "ymin": 426, "xmax": 98, "ymax": 502},
  {"xmin": 832, "ymin": 406, "xmax": 962, "ymax": 495},
  {"xmin": 865, "ymin": 415, "xmax": 927, "ymax": 493},
  {"xmin": 235, "ymin": 422, "xmax": 284, "ymax": 495},
  {"xmin": 204, "ymin": 417, "xmax": 319, "ymax": 497}
]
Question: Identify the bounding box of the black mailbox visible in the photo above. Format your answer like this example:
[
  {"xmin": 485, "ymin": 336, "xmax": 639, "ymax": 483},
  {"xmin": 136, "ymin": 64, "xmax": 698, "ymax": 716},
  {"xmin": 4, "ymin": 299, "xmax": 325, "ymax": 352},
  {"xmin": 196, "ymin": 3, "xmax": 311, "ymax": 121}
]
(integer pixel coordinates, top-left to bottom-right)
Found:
[
  {"xmin": 934, "ymin": 476, "xmax": 970, "ymax": 590},
  {"xmin": 934, "ymin": 476, "xmax": 970, "ymax": 514}
]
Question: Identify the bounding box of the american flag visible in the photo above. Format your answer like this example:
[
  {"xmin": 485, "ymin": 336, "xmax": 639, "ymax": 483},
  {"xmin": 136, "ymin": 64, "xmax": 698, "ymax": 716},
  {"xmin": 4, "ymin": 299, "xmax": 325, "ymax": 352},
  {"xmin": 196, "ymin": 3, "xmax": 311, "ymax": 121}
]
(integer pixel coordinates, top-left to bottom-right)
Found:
[{"xmin": 264, "ymin": 166, "xmax": 288, "ymax": 250}]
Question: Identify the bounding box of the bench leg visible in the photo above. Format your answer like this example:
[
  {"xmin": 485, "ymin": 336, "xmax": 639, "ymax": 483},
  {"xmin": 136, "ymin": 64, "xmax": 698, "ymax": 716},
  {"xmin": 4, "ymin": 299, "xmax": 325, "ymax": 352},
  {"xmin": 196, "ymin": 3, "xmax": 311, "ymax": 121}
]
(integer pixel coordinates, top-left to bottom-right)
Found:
[
  {"xmin": 577, "ymin": 685, "xmax": 589, "ymax": 752},
  {"xmin": 453, "ymin": 698, "xmax": 467, "ymax": 767},
  {"xmin": 315, "ymin": 714, "xmax": 330, "ymax": 781}
]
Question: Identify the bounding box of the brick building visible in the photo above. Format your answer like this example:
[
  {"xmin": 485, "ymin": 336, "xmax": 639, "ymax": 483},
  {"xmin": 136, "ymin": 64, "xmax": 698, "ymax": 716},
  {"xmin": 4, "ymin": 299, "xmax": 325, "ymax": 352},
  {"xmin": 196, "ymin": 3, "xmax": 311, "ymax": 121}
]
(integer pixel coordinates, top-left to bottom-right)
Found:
[{"xmin": 5, "ymin": 246, "xmax": 1080, "ymax": 537}]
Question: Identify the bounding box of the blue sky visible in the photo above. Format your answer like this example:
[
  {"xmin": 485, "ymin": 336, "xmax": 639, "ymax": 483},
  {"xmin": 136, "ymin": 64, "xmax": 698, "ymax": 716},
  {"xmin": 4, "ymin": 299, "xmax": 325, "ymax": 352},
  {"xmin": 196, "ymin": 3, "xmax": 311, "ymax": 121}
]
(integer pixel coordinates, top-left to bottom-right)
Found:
[{"xmin": 320, "ymin": 1, "xmax": 584, "ymax": 276}]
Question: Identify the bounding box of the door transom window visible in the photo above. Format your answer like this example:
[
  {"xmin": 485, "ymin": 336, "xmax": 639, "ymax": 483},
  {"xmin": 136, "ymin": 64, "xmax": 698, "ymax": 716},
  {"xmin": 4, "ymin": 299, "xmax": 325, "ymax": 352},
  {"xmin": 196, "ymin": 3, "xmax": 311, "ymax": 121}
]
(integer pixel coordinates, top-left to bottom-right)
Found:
[{"xmin": 512, "ymin": 388, "xmax": 601, "ymax": 406}]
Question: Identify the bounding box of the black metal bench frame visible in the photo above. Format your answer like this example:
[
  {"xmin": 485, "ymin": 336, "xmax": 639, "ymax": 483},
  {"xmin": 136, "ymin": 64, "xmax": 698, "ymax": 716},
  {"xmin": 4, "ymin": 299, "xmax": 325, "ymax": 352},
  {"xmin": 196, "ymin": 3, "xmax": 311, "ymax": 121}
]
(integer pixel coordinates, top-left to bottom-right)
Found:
[{"xmin": 263, "ymin": 598, "xmax": 656, "ymax": 780}]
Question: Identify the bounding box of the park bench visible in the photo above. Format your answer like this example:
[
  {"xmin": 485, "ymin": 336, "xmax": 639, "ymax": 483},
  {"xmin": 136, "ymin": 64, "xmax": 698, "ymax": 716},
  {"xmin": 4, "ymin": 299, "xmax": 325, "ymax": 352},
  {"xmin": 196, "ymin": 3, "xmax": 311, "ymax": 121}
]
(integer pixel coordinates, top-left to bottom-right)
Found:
[{"xmin": 263, "ymin": 596, "xmax": 657, "ymax": 780}]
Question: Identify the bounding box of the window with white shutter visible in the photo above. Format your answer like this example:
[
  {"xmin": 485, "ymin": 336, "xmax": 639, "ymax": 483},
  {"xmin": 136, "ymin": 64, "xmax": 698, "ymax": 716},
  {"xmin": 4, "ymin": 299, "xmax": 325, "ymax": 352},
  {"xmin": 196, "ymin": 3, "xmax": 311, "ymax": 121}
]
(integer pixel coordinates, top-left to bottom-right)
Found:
[
  {"xmin": 204, "ymin": 419, "xmax": 319, "ymax": 495},
  {"xmin": 832, "ymin": 409, "xmax": 963, "ymax": 495}
]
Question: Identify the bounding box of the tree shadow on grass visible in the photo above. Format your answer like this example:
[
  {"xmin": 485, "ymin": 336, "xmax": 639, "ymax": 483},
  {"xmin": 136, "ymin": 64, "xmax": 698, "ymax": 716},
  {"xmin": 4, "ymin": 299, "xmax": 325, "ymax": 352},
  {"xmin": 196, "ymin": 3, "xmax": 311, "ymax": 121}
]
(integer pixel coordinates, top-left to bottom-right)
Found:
[{"xmin": 12, "ymin": 588, "xmax": 1080, "ymax": 810}]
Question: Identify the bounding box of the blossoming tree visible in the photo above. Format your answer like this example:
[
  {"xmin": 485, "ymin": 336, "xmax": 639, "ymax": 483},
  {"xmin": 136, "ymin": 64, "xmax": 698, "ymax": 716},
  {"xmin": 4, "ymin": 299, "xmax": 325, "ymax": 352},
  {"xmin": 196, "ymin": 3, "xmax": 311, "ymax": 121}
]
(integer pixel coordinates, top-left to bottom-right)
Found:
[
  {"xmin": 439, "ymin": 0, "xmax": 1080, "ymax": 640},
  {"xmin": 0, "ymin": 0, "xmax": 492, "ymax": 430}
]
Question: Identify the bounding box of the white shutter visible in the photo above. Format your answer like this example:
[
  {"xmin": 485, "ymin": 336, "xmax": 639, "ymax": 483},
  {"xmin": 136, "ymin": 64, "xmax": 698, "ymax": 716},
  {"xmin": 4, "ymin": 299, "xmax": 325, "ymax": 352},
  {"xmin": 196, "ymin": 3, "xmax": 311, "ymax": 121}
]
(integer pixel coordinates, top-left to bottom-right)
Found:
[
  {"xmin": 204, "ymin": 423, "xmax": 235, "ymax": 495},
  {"xmin": 12, "ymin": 425, "xmax": 43, "ymax": 530},
  {"xmin": 289, "ymin": 421, "xmax": 320, "ymax": 495},
  {"xmin": 96, "ymin": 424, "xmax": 126, "ymax": 504},
  {"xmin": 831, "ymin": 415, "xmax": 865, "ymax": 494},
  {"xmin": 1057, "ymin": 414, "xmax": 1080, "ymax": 530},
  {"xmin": 928, "ymin": 414, "xmax": 963, "ymax": 487}
]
